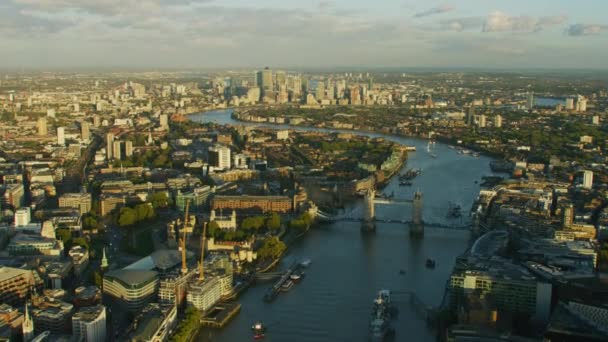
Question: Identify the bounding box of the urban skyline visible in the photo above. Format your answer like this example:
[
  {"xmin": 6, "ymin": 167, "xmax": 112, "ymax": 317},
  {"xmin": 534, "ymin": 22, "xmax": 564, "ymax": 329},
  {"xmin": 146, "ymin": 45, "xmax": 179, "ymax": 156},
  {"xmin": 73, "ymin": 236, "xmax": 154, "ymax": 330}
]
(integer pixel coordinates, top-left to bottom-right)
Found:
[{"xmin": 1, "ymin": 0, "xmax": 608, "ymax": 69}]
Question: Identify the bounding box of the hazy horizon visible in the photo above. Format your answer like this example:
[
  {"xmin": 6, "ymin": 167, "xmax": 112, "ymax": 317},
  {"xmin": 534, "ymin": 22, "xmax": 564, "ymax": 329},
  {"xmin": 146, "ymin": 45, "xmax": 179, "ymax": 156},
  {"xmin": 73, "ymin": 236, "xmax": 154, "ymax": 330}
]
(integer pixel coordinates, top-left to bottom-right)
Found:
[{"xmin": 1, "ymin": 0, "xmax": 608, "ymax": 70}]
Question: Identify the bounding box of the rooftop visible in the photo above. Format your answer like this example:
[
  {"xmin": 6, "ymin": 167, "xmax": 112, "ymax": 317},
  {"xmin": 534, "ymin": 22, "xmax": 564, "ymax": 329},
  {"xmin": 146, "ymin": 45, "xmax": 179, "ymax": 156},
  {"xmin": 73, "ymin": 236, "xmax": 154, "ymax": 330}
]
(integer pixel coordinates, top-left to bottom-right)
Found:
[
  {"xmin": 73, "ymin": 305, "xmax": 105, "ymax": 322},
  {"xmin": 104, "ymin": 269, "xmax": 158, "ymax": 287}
]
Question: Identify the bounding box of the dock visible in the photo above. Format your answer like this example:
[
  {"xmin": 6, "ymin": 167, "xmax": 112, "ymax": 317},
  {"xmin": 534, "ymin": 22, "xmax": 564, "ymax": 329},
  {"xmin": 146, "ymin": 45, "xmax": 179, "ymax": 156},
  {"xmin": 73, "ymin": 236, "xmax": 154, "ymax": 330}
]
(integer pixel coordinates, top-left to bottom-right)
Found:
[
  {"xmin": 263, "ymin": 261, "xmax": 300, "ymax": 302},
  {"xmin": 200, "ymin": 302, "xmax": 241, "ymax": 328}
]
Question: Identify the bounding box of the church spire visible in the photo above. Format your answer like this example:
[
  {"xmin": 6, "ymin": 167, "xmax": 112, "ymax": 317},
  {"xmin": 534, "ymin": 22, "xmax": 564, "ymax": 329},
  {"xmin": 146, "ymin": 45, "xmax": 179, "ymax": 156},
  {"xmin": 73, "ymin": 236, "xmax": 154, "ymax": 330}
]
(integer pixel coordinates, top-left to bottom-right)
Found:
[
  {"xmin": 101, "ymin": 247, "xmax": 109, "ymax": 270},
  {"xmin": 22, "ymin": 302, "xmax": 34, "ymax": 342}
]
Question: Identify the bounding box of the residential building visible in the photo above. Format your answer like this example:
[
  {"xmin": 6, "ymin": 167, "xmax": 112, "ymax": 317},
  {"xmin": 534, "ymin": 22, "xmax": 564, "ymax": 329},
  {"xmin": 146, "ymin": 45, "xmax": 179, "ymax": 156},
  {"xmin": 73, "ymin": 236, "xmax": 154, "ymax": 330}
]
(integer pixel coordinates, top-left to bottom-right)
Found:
[
  {"xmin": 105, "ymin": 133, "xmax": 114, "ymax": 160},
  {"xmin": 37, "ymin": 117, "xmax": 47, "ymax": 136},
  {"xmin": 582, "ymin": 170, "xmax": 593, "ymax": 189},
  {"xmin": 81, "ymin": 122, "xmax": 90, "ymax": 142},
  {"xmin": 112, "ymin": 140, "xmax": 122, "ymax": 160},
  {"xmin": 208, "ymin": 145, "xmax": 231, "ymax": 170},
  {"xmin": 186, "ymin": 277, "xmax": 221, "ymax": 312},
  {"xmin": 56, "ymin": 127, "xmax": 65, "ymax": 146}
]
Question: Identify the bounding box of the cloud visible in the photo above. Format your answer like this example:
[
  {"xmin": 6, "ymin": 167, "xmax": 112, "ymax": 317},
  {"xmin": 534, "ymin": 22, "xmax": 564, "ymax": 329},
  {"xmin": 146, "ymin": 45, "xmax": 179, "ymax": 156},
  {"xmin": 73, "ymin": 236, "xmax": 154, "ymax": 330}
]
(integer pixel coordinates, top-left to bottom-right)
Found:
[
  {"xmin": 482, "ymin": 12, "xmax": 567, "ymax": 33},
  {"xmin": 440, "ymin": 17, "xmax": 483, "ymax": 31},
  {"xmin": 566, "ymin": 24, "xmax": 607, "ymax": 36},
  {"xmin": 414, "ymin": 5, "xmax": 454, "ymax": 18}
]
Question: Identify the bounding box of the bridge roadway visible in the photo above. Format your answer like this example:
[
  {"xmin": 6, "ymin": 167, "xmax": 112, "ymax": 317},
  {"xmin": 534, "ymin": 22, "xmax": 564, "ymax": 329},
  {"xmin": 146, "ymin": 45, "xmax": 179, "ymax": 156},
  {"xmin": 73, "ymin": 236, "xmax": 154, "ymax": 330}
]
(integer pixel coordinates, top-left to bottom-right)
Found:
[{"xmin": 317, "ymin": 216, "xmax": 470, "ymax": 231}]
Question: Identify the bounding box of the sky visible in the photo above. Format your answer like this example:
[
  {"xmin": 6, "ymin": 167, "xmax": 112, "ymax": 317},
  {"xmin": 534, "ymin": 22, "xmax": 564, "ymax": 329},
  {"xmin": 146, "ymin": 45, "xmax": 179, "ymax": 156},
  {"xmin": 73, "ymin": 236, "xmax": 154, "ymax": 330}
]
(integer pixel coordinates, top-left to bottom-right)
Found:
[{"xmin": 1, "ymin": 0, "xmax": 608, "ymax": 70}]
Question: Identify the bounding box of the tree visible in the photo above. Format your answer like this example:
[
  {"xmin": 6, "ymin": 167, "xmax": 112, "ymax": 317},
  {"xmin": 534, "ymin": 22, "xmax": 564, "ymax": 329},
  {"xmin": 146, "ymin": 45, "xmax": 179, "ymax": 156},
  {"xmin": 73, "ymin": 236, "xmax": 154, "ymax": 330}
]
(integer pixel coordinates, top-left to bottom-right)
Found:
[
  {"xmin": 118, "ymin": 207, "xmax": 137, "ymax": 227},
  {"xmin": 150, "ymin": 192, "xmax": 170, "ymax": 209},
  {"xmin": 134, "ymin": 203, "xmax": 155, "ymax": 221},
  {"xmin": 257, "ymin": 236, "xmax": 286, "ymax": 260},
  {"xmin": 241, "ymin": 216, "xmax": 265, "ymax": 231},
  {"xmin": 72, "ymin": 237, "xmax": 89, "ymax": 250},
  {"xmin": 266, "ymin": 213, "xmax": 281, "ymax": 232},
  {"xmin": 91, "ymin": 271, "xmax": 103, "ymax": 287},
  {"xmin": 208, "ymin": 221, "xmax": 220, "ymax": 237},
  {"xmin": 56, "ymin": 229, "xmax": 72, "ymax": 247}
]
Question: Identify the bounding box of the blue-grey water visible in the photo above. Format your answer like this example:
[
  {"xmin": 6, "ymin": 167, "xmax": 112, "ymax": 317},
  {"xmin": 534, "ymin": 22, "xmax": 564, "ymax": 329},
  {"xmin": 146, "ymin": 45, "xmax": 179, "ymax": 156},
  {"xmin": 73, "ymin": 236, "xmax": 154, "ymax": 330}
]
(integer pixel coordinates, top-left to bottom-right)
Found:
[
  {"xmin": 534, "ymin": 96, "xmax": 567, "ymax": 107},
  {"xmin": 190, "ymin": 109, "xmax": 495, "ymax": 342}
]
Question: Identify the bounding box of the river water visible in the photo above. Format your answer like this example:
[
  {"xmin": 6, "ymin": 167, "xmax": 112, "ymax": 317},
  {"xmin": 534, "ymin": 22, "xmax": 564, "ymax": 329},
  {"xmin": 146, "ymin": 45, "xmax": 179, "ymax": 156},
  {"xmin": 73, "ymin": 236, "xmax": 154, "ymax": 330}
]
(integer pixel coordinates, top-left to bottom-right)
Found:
[{"xmin": 190, "ymin": 110, "xmax": 495, "ymax": 342}]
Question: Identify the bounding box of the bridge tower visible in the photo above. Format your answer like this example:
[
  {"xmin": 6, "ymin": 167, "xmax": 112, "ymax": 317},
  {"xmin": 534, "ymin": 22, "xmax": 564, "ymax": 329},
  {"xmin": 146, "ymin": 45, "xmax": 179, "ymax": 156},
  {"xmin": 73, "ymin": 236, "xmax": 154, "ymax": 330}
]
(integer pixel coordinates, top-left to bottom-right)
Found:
[
  {"xmin": 362, "ymin": 189, "xmax": 376, "ymax": 231},
  {"xmin": 410, "ymin": 191, "xmax": 424, "ymax": 237}
]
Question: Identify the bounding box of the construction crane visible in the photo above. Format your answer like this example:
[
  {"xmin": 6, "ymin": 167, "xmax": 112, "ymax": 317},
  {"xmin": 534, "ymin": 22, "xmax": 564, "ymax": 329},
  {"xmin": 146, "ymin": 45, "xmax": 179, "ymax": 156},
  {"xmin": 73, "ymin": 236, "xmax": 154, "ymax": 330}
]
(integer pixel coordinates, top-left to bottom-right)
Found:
[
  {"xmin": 199, "ymin": 222, "xmax": 207, "ymax": 281},
  {"xmin": 180, "ymin": 199, "xmax": 191, "ymax": 275}
]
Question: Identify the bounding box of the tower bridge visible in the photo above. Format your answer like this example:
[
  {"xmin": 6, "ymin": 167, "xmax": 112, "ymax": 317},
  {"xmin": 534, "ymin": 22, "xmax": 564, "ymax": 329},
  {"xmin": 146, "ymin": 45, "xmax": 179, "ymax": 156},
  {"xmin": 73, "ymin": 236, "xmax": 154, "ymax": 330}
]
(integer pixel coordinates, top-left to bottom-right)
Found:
[
  {"xmin": 317, "ymin": 189, "xmax": 470, "ymax": 234},
  {"xmin": 363, "ymin": 189, "xmax": 423, "ymax": 236}
]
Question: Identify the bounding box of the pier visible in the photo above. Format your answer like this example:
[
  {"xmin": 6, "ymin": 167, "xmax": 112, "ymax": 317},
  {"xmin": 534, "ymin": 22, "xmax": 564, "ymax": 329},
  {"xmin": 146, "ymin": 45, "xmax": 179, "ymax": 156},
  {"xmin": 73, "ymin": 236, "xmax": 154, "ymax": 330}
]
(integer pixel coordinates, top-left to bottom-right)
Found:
[
  {"xmin": 200, "ymin": 302, "xmax": 242, "ymax": 328},
  {"xmin": 263, "ymin": 261, "xmax": 300, "ymax": 302}
]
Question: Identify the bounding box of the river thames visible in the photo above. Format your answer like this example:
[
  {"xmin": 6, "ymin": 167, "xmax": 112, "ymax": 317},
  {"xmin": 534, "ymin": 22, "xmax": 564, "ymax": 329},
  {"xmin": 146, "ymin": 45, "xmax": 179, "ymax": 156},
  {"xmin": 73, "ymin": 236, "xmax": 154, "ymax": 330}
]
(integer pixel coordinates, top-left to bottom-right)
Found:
[{"xmin": 190, "ymin": 109, "xmax": 496, "ymax": 342}]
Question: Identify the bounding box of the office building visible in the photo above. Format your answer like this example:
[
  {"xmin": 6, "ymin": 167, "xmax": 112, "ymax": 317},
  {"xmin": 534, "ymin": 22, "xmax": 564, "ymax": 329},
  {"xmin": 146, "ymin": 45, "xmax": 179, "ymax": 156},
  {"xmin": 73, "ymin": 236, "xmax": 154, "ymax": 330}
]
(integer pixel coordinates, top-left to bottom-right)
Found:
[
  {"xmin": 208, "ymin": 145, "xmax": 231, "ymax": 170},
  {"xmin": 315, "ymin": 81, "xmax": 325, "ymax": 101},
  {"xmin": 58, "ymin": 193, "xmax": 91, "ymax": 215},
  {"xmin": 565, "ymin": 98, "xmax": 574, "ymax": 110},
  {"xmin": 582, "ymin": 170, "xmax": 593, "ymax": 189},
  {"xmin": 14, "ymin": 208, "xmax": 31, "ymax": 227},
  {"xmin": 7, "ymin": 234, "xmax": 62, "ymax": 257},
  {"xmin": 31, "ymin": 296, "xmax": 73, "ymax": 334},
  {"xmin": 72, "ymin": 305, "xmax": 106, "ymax": 342},
  {"xmin": 103, "ymin": 270, "xmax": 158, "ymax": 311},
  {"xmin": 247, "ymin": 87, "xmax": 261, "ymax": 103},
  {"xmin": 276, "ymin": 130, "xmax": 289, "ymax": 140},
  {"xmin": 175, "ymin": 186, "xmax": 213, "ymax": 213},
  {"xmin": 527, "ymin": 92, "xmax": 534, "ymax": 109},
  {"xmin": 450, "ymin": 256, "xmax": 552, "ymax": 322},
  {"xmin": 257, "ymin": 67, "xmax": 273, "ymax": 94},
  {"xmin": 74, "ymin": 286, "xmax": 102, "ymax": 308},
  {"xmin": 93, "ymin": 115, "xmax": 100, "ymax": 127},
  {"xmin": 0, "ymin": 267, "xmax": 43, "ymax": 307},
  {"xmin": 105, "ymin": 133, "xmax": 114, "ymax": 160},
  {"xmin": 81, "ymin": 122, "xmax": 90, "ymax": 141},
  {"xmin": 129, "ymin": 304, "xmax": 176, "ymax": 342},
  {"xmin": 37, "ymin": 117, "xmax": 47, "ymax": 136},
  {"xmin": 187, "ymin": 277, "xmax": 221, "ymax": 312},
  {"xmin": 56, "ymin": 127, "xmax": 65, "ymax": 146},
  {"xmin": 2, "ymin": 183, "xmax": 24, "ymax": 209},
  {"xmin": 592, "ymin": 115, "xmax": 600, "ymax": 125},
  {"xmin": 69, "ymin": 246, "xmax": 90, "ymax": 275},
  {"xmin": 125, "ymin": 140, "xmax": 133, "ymax": 157},
  {"xmin": 112, "ymin": 140, "xmax": 122, "ymax": 161},
  {"xmin": 350, "ymin": 86, "xmax": 361, "ymax": 105}
]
